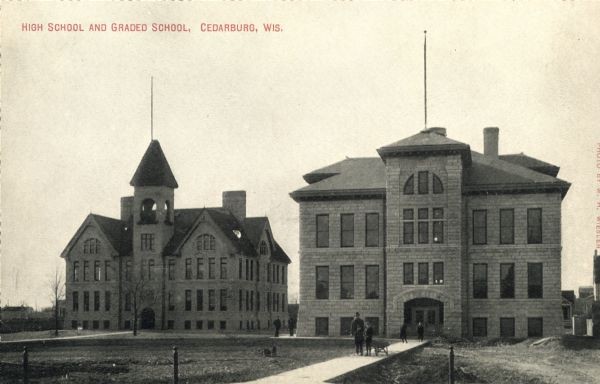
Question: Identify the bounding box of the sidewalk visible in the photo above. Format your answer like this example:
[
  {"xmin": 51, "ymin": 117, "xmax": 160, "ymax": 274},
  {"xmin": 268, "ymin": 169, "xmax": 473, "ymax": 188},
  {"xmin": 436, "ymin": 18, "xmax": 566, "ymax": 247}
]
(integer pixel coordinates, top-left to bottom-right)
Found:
[
  {"xmin": 241, "ymin": 339, "xmax": 429, "ymax": 384},
  {"xmin": 0, "ymin": 331, "xmax": 129, "ymax": 344}
]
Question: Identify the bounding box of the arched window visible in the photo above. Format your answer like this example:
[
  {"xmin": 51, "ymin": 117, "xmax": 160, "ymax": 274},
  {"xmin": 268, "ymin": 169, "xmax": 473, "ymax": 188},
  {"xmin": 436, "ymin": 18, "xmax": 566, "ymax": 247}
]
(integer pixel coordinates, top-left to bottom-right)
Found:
[
  {"xmin": 83, "ymin": 238, "xmax": 100, "ymax": 254},
  {"xmin": 433, "ymin": 174, "xmax": 444, "ymax": 194},
  {"xmin": 140, "ymin": 199, "xmax": 157, "ymax": 223},
  {"xmin": 196, "ymin": 234, "xmax": 216, "ymax": 251},
  {"xmin": 259, "ymin": 241, "xmax": 268, "ymax": 255},
  {"xmin": 164, "ymin": 200, "xmax": 172, "ymax": 223},
  {"xmin": 403, "ymin": 175, "xmax": 415, "ymax": 195}
]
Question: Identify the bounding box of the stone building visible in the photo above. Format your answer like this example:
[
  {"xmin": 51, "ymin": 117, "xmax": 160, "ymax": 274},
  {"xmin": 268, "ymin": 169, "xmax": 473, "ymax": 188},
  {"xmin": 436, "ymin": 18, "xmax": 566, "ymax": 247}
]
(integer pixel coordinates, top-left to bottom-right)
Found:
[
  {"xmin": 291, "ymin": 127, "xmax": 570, "ymax": 339},
  {"xmin": 61, "ymin": 140, "xmax": 290, "ymax": 332}
]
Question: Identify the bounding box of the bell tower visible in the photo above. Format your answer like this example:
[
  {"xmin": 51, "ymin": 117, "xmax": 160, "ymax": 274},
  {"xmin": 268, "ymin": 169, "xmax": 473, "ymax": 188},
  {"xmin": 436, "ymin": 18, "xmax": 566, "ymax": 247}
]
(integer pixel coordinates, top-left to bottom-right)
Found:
[{"xmin": 130, "ymin": 140, "xmax": 178, "ymax": 258}]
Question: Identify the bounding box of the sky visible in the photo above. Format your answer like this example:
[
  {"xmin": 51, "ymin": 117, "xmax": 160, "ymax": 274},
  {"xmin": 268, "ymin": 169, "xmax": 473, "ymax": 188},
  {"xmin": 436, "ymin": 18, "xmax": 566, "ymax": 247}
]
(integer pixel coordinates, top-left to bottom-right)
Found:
[{"xmin": 1, "ymin": 1, "xmax": 600, "ymax": 308}]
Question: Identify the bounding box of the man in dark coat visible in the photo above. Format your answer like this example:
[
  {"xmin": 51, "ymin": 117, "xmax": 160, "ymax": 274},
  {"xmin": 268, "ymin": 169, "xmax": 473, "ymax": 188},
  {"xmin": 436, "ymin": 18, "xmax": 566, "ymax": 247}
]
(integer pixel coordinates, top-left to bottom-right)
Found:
[
  {"xmin": 350, "ymin": 312, "xmax": 365, "ymax": 355},
  {"xmin": 364, "ymin": 321, "xmax": 374, "ymax": 356},
  {"xmin": 288, "ymin": 317, "xmax": 296, "ymax": 337},
  {"xmin": 400, "ymin": 323, "xmax": 408, "ymax": 343},
  {"xmin": 274, "ymin": 317, "xmax": 281, "ymax": 337},
  {"xmin": 417, "ymin": 322, "xmax": 424, "ymax": 342}
]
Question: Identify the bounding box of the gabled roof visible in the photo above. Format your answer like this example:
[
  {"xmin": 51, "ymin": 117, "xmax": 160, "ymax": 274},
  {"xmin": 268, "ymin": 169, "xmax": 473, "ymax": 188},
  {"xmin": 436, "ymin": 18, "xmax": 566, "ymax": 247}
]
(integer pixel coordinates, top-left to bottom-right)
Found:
[
  {"xmin": 377, "ymin": 128, "xmax": 472, "ymax": 165},
  {"xmin": 272, "ymin": 240, "xmax": 292, "ymax": 264},
  {"xmin": 243, "ymin": 217, "xmax": 292, "ymax": 264},
  {"xmin": 61, "ymin": 214, "xmax": 132, "ymax": 258},
  {"xmin": 130, "ymin": 140, "xmax": 178, "ymax": 188},
  {"xmin": 499, "ymin": 153, "xmax": 560, "ymax": 177}
]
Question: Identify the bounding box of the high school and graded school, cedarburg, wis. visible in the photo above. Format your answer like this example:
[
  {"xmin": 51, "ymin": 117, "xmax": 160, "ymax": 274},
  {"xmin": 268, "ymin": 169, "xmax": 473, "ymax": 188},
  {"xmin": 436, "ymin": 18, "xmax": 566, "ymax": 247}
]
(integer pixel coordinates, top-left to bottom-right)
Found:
[
  {"xmin": 61, "ymin": 140, "xmax": 291, "ymax": 332},
  {"xmin": 291, "ymin": 127, "xmax": 571, "ymax": 339}
]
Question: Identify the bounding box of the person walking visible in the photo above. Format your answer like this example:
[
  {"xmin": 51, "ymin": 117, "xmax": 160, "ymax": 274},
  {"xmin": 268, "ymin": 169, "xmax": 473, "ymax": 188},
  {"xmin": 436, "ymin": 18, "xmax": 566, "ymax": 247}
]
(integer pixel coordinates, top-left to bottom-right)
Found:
[
  {"xmin": 417, "ymin": 321, "xmax": 424, "ymax": 342},
  {"xmin": 288, "ymin": 317, "xmax": 296, "ymax": 337},
  {"xmin": 350, "ymin": 312, "xmax": 365, "ymax": 356},
  {"xmin": 274, "ymin": 317, "xmax": 281, "ymax": 337},
  {"xmin": 400, "ymin": 323, "xmax": 408, "ymax": 343},
  {"xmin": 364, "ymin": 321, "xmax": 374, "ymax": 356}
]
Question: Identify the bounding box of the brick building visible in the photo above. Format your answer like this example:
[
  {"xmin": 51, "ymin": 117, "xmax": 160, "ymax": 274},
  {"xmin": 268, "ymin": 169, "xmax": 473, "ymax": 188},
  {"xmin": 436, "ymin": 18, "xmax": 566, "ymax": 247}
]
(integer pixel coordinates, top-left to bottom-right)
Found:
[
  {"xmin": 61, "ymin": 140, "xmax": 290, "ymax": 332},
  {"xmin": 291, "ymin": 127, "xmax": 570, "ymax": 339}
]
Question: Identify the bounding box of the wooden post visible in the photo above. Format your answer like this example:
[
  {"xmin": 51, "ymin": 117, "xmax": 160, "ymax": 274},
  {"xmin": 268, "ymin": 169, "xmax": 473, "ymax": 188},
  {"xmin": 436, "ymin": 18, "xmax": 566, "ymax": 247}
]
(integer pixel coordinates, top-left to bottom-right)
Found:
[
  {"xmin": 23, "ymin": 346, "xmax": 29, "ymax": 384},
  {"xmin": 448, "ymin": 346, "xmax": 455, "ymax": 384},
  {"xmin": 173, "ymin": 346, "xmax": 179, "ymax": 384}
]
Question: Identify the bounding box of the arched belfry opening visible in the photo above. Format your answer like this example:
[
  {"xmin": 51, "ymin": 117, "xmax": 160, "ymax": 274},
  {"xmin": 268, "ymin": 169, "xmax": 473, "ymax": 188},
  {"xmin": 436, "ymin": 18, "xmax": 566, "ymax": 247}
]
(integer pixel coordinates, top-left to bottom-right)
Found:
[
  {"xmin": 140, "ymin": 198, "xmax": 157, "ymax": 223},
  {"xmin": 164, "ymin": 200, "xmax": 172, "ymax": 223}
]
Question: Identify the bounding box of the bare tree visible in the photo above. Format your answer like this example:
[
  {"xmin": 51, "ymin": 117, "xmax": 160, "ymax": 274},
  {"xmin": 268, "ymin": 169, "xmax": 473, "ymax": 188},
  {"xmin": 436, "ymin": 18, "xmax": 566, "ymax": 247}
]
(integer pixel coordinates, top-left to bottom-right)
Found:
[
  {"xmin": 48, "ymin": 268, "xmax": 65, "ymax": 336},
  {"xmin": 123, "ymin": 275, "xmax": 157, "ymax": 336}
]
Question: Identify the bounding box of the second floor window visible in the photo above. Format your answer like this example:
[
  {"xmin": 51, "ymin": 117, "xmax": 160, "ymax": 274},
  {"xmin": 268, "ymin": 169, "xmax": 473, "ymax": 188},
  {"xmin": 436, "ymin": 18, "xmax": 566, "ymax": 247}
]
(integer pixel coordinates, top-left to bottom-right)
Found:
[
  {"xmin": 432, "ymin": 208, "xmax": 444, "ymax": 244},
  {"xmin": 125, "ymin": 260, "xmax": 132, "ymax": 281},
  {"xmin": 94, "ymin": 261, "xmax": 101, "ymax": 281},
  {"xmin": 403, "ymin": 263, "xmax": 414, "ymax": 285},
  {"xmin": 197, "ymin": 258, "xmax": 204, "ymax": 279},
  {"xmin": 185, "ymin": 258, "xmax": 192, "ymax": 279},
  {"xmin": 528, "ymin": 263, "xmax": 543, "ymax": 298},
  {"xmin": 433, "ymin": 262, "xmax": 444, "ymax": 284},
  {"xmin": 473, "ymin": 263, "xmax": 488, "ymax": 299},
  {"xmin": 340, "ymin": 214, "xmax": 354, "ymax": 247},
  {"xmin": 365, "ymin": 265, "xmax": 379, "ymax": 299},
  {"xmin": 168, "ymin": 259, "xmax": 175, "ymax": 280},
  {"xmin": 220, "ymin": 258, "xmax": 228, "ymax": 279},
  {"xmin": 185, "ymin": 290, "xmax": 192, "ymax": 311},
  {"xmin": 209, "ymin": 258, "xmax": 216, "ymax": 279},
  {"xmin": 220, "ymin": 289, "xmax": 228, "ymax": 311},
  {"xmin": 418, "ymin": 262, "xmax": 429, "ymax": 285},
  {"xmin": 104, "ymin": 261, "xmax": 111, "ymax": 281},
  {"xmin": 208, "ymin": 289, "xmax": 216, "ymax": 311},
  {"xmin": 73, "ymin": 261, "xmax": 79, "ymax": 282},
  {"xmin": 500, "ymin": 263, "xmax": 515, "ymax": 298},
  {"xmin": 403, "ymin": 209, "xmax": 414, "ymax": 244},
  {"xmin": 527, "ymin": 208, "xmax": 542, "ymax": 244},
  {"xmin": 316, "ymin": 266, "xmax": 329, "ymax": 299},
  {"xmin": 83, "ymin": 261, "xmax": 89, "ymax": 281},
  {"xmin": 418, "ymin": 209, "xmax": 429, "ymax": 244},
  {"xmin": 148, "ymin": 259, "xmax": 154, "ymax": 280},
  {"xmin": 340, "ymin": 265, "xmax": 354, "ymax": 299},
  {"xmin": 500, "ymin": 209, "xmax": 515, "ymax": 244},
  {"xmin": 473, "ymin": 210, "xmax": 487, "ymax": 245},
  {"xmin": 72, "ymin": 291, "xmax": 79, "ymax": 311},
  {"xmin": 365, "ymin": 213, "xmax": 379, "ymax": 247},
  {"xmin": 316, "ymin": 214, "xmax": 329, "ymax": 248},
  {"xmin": 141, "ymin": 233, "xmax": 155, "ymax": 251}
]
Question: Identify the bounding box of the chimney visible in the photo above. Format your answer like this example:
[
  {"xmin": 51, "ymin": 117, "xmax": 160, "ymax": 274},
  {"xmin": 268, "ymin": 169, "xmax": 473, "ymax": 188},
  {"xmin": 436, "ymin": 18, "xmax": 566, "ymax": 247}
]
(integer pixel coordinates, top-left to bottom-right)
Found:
[
  {"xmin": 483, "ymin": 127, "xmax": 499, "ymax": 157},
  {"xmin": 120, "ymin": 196, "xmax": 134, "ymax": 221},
  {"xmin": 427, "ymin": 127, "xmax": 447, "ymax": 136},
  {"xmin": 222, "ymin": 191, "xmax": 246, "ymax": 221}
]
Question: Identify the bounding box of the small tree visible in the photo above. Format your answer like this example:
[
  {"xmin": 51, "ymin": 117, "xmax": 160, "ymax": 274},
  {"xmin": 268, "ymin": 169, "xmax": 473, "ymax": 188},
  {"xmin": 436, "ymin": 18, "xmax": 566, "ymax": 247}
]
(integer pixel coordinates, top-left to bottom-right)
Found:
[
  {"xmin": 124, "ymin": 276, "xmax": 157, "ymax": 336},
  {"xmin": 48, "ymin": 268, "xmax": 65, "ymax": 336}
]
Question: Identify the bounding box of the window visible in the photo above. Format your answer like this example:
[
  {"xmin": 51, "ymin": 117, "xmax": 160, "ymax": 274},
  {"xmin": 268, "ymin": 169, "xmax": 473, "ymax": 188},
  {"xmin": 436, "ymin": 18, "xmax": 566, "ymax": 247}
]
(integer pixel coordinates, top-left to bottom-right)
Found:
[
  {"xmin": 94, "ymin": 261, "xmax": 101, "ymax": 281},
  {"xmin": 141, "ymin": 233, "xmax": 155, "ymax": 251},
  {"xmin": 341, "ymin": 214, "xmax": 354, "ymax": 247},
  {"xmin": 340, "ymin": 317, "xmax": 353, "ymax": 336},
  {"xmin": 196, "ymin": 234, "xmax": 216, "ymax": 251},
  {"xmin": 500, "ymin": 209, "xmax": 515, "ymax": 244},
  {"xmin": 258, "ymin": 261, "xmax": 261, "ymax": 282},
  {"xmin": 209, "ymin": 258, "xmax": 216, "ymax": 279},
  {"xmin": 71, "ymin": 320, "xmax": 78, "ymax": 329},
  {"xmin": 500, "ymin": 317, "xmax": 515, "ymax": 337},
  {"xmin": 259, "ymin": 241, "xmax": 268, "ymax": 255},
  {"xmin": 433, "ymin": 174, "xmax": 443, "ymax": 194},
  {"xmin": 246, "ymin": 290, "xmax": 250, "ymax": 311},
  {"xmin": 168, "ymin": 259, "xmax": 175, "ymax": 280},
  {"xmin": 245, "ymin": 259, "xmax": 249, "ymax": 281},
  {"xmin": 168, "ymin": 292, "xmax": 174, "ymax": 311},
  {"xmin": 433, "ymin": 262, "xmax": 444, "ymax": 284},
  {"xmin": 148, "ymin": 259, "xmax": 154, "ymax": 280},
  {"xmin": 104, "ymin": 261, "xmax": 111, "ymax": 281},
  {"xmin": 93, "ymin": 291, "xmax": 100, "ymax": 311},
  {"xmin": 473, "ymin": 210, "xmax": 487, "ymax": 245},
  {"xmin": 239, "ymin": 289, "xmax": 243, "ymax": 311},
  {"xmin": 83, "ymin": 238, "xmax": 100, "ymax": 254},
  {"xmin": 418, "ymin": 263, "xmax": 429, "ymax": 285},
  {"xmin": 208, "ymin": 289, "xmax": 216, "ymax": 311},
  {"xmin": 208, "ymin": 320, "xmax": 215, "ymax": 330},
  {"xmin": 316, "ymin": 266, "xmax": 329, "ymax": 299},
  {"xmin": 83, "ymin": 320, "xmax": 89, "ymax": 330},
  {"xmin": 267, "ymin": 292, "xmax": 271, "ymax": 311},
  {"xmin": 250, "ymin": 291, "xmax": 254, "ymax": 311},
  {"xmin": 340, "ymin": 265, "xmax": 354, "ymax": 299},
  {"xmin": 365, "ymin": 265, "xmax": 379, "ymax": 299},
  {"xmin": 184, "ymin": 320, "xmax": 191, "ymax": 330},
  {"xmin": 73, "ymin": 261, "xmax": 79, "ymax": 282},
  {"xmin": 528, "ymin": 263, "xmax": 543, "ymax": 298},
  {"xmin": 403, "ymin": 263, "xmax": 414, "ymax": 285},
  {"xmin": 196, "ymin": 320, "xmax": 203, "ymax": 330},
  {"xmin": 404, "ymin": 175, "xmax": 415, "ymax": 195},
  {"xmin": 220, "ymin": 258, "xmax": 228, "ymax": 279},
  {"xmin": 527, "ymin": 317, "xmax": 543, "ymax": 337},
  {"xmin": 282, "ymin": 294, "xmax": 286, "ymax": 312},
  {"xmin": 167, "ymin": 320, "xmax": 174, "ymax": 330},
  {"xmin": 365, "ymin": 213, "xmax": 379, "ymax": 247},
  {"xmin": 239, "ymin": 258, "xmax": 243, "ymax": 280},
  {"xmin": 196, "ymin": 289, "xmax": 203, "ymax": 311},
  {"xmin": 83, "ymin": 291, "xmax": 90, "ymax": 311},
  {"xmin": 185, "ymin": 290, "xmax": 192, "ymax": 311},
  {"xmin": 72, "ymin": 291, "xmax": 79, "ymax": 311},
  {"xmin": 105, "ymin": 291, "xmax": 111, "ymax": 311},
  {"xmin": 315, "ymin": 317, "xmax": 329, "ymax": 336},
  {"xmin": 124, "ymin": 260, "xmax": 132, "ymax": 281},
  {"xmin": 527, "ymin": 208, "xmax": 542, "ymax": 244},
  {"xmin": 276, "ymin": 265, "xmax": 279, "ymax": 284},
  {"xmin": 220, "ymin": 289, "xmax": 227, "ymax": 311},
  {"xmin": 472, "ymin": 318, "xmax": 487, "ymax": 337},
  {"xmin": 185, "ymin": 258, "xmax": 192, "ymax": 279},
  {"xmin": 418, "ymin": 208, "xmax": 429, "ymax": 244},
  {"xmin": 418, "ymin": 171, "xmax": 429, "ymax": 194},
  {"xmin": 251, "ymin": 260, "xmax": 254, "ymax": 281},
  {"xmin": 124, "ymin": 292, "xmax": 131, "ymax": 311},
  {"xmin": 500, "ymin": 263, "xmax": 515, "ymax": 298},
  {"xmin": 103, "ymin": 320, "xmax": 110, "ymax": 329},
  {"xmin": 257, "ymin": 291, "xmax": 261, "ymax": 311},
  {"xmin": 83, "ymin": 261, "xmax": 89, "ymax": 281},
  {"xmin": 93, "ymin": 320, "xmax": 99, "ymax": 330},
  {"xmin": 403, "ymin": 209, "xmax": 414, "ymax": 244},
  {"xmin": 365, "ymin": 317, "xmax": 380, "ymax": 336},
  {"xmin": 432, "ymin": 208, "xmax": 444, "ymax": 243},
  {"xmin": 316, "ymin": 214, "xmax": 329, "ymax": 248},
  {"xmin": 220, "ymin": 321, "xmax": 227, "ymax": 330},
  {"xmin": 473, "ymin": 264, "xmax": 488, "ymax": 299},
  {"xmin": 267, "ymin": 263, "xmax": 271, "ymax": 282}
]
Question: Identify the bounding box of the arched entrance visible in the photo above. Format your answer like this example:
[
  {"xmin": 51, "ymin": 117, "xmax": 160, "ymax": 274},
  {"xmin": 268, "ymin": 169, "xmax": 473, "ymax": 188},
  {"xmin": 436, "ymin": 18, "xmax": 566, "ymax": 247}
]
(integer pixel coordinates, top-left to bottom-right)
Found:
[
  {"xmin": 140, "ymin": 308, "xmax": 155, "ymax": 329},
  {"xmin": 404, "ymin": 298, "xmax": 444, "ymax": 336}
]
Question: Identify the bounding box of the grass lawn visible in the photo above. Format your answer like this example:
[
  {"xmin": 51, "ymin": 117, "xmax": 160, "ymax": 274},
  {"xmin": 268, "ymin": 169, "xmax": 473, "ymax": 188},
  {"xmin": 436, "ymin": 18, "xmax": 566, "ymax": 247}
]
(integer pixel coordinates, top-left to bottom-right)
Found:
[
  {"xmin": 332, "ymin": 335, "xmax": 600, "ymax": 384},
  {"xmin": 0, "ymin": 333, "xmax": 355, "ymax": 383}
]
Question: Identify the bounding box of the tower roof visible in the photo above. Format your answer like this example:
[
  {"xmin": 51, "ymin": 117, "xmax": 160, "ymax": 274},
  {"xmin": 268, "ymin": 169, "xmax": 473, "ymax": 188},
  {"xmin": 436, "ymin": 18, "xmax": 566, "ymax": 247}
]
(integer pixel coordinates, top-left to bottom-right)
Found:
[{"xmin": 130, "ymin": 140, "xmax": 178, "ymax": 188}]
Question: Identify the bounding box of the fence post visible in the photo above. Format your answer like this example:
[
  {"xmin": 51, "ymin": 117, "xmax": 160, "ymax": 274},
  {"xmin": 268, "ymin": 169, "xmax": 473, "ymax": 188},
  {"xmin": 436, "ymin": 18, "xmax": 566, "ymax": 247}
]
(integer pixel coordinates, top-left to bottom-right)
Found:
[
  {"xmin": 448, "ymin": 346, "xmax": 455, "ymax": 384},
  {"xmin": 173, "ymin": 346, "xmax": 179, "ymax": 384},
  {"xmin": 23, "ymin": 346, "xmax": 29, "ymax": 384}
]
